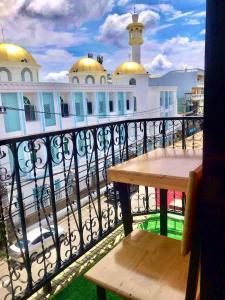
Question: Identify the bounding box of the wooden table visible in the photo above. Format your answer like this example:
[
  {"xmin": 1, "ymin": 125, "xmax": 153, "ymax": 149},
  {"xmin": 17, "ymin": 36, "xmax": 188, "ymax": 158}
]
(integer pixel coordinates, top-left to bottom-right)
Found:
[{"xmin": 108, "ymin": 148, "xmax": 202, "ymax": 236}]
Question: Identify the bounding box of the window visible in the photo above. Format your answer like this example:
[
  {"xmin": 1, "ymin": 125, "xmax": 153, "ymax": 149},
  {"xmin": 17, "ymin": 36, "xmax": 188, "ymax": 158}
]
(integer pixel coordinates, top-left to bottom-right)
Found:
[
  {"xmin": 60, "ymin": 97, "xmax": 69, "ymax": 117},
  {"xmin": 43, "ymin": 232, "xmax": 52, "ymax": 239},
  {"xmin": 74, "ymin": 92, "xmax": 84, "ymax": 122},
  {"xmin": 85, "ymin": 75, "xmax": 95, "ymax": 84},
  {"xmin": 33, "ymin": 186, "xmax": 49, "ymax": 211},
  {"xmin": 87, "ymin": 102, "xmax": 93, "ymax": 115},
  {"xmin": 169, "ymin": 92, "xmax": 173, "ymax": 106},
  {"xmin": 160, "ymin": 92, "xmax": 164, "ymax": 107},
  {"xmin": 67, "ymin": 175, "xmax": 74, "ymax": 196},
  {"xmin": 133, "ymin": 97, "xmax": 137, "ymax": 112},
  {"xmin": 63, "ymin": 139, "xmax": 69, "ymax": 154},
  {"xmin": 44, "ymin": 104, "xmax": 51, "ymax": 119},
  {"xmin": 30, "ymin": 151, "xmax": 37, "ymax": 163},
  {"xmin": 0, "ymin": 67, "xmax": 12, "ymax": 81},
  {"xmin": 165, "ymin": 92, "xmax": 169, "ymax": 109},
  {"xmin": 75, "ymin": 102, "xmax": 81, "ymax": 116},
  {"xmin": 99, "ymin": 101, "xmax": 104, "ymax": 114},
  {"xmin": 32, "ymin": 236, "xmax": 42, "ymax": 245},
  {"xmin": 126, "ymin": 99, "xmax": 130, "ymax": 110},
  {"xmin": 109, "ymin": 100, "xmax": 113, "ymax": 112},
  {"xmin": 100, "ymin": 76, "xmax": 106, "ymax": 84},
  {"xmin": 118, "ymin": 92, "xmax": 124, "ymax": 115},
  {"xmin": 2, "ymin": 93, "xmax": 21, "ymax": 132},
  {"xmin": 72, "ymin": 76, "xmax": 79, "ymax": 84},
  {"xmin": 21, "ymin": 67, "xmax": 33, "ymax": 82},
  {"xmin": 24, "ymin": 96, "xmax": 36, "ymax": 121},
  {"xmin": 42, "ymin": 93, "xmax": 56, "ymax": 126},
  {"xmin": 97, "ymin": 92, "xmax": 106, "ymax": 118},
  {"xmin": 129, "ymin": 78, "xmax": 136, "ymax": 85},
  {"xmin": 54, "ymin": 179, "xmax": 61, "ymax": 201}
]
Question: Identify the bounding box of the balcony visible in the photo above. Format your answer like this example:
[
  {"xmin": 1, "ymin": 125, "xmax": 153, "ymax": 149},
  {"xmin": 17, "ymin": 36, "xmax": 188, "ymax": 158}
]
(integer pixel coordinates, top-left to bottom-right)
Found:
[{"xmin": 0, "ymin": 116, "xmax": 203, "ymax": 299}]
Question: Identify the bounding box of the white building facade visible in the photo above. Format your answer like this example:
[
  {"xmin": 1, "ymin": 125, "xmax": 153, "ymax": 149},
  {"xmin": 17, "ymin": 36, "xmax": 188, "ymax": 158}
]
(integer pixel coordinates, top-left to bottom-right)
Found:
[{"xmin": 0, "ymin": 12, "xmax": 177, "ymax": 224}]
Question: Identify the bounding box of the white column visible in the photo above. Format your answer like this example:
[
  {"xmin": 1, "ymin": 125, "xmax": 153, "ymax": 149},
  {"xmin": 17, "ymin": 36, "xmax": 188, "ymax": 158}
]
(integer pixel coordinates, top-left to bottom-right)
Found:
[
  {"xmin": 17, "ymin": 92, "xmax": 26, "ymax": 135},
  {"xmin": 38, "ymin": 92, "xmax": 45, "ymax": 132},
  {"xmin": 54, "ymin": 92, "xmax": 62, "ymax": 130},
  {"xmin": 83, "ymin": 92, "xmax": 88, "ymax": 125}
]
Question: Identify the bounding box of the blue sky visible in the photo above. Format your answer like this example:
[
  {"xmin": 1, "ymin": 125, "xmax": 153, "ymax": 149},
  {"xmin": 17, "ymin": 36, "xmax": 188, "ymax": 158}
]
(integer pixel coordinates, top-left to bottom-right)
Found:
[{"xmin": 0, "ymin": 0, "xmax": 206, "ymax": 81}]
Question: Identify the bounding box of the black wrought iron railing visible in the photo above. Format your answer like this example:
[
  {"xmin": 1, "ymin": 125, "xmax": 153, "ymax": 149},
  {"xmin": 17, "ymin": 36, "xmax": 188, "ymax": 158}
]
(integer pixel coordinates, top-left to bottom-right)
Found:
[{"xmin": 0, "ymin": 117, "xmax": 203, "ymax": 299}]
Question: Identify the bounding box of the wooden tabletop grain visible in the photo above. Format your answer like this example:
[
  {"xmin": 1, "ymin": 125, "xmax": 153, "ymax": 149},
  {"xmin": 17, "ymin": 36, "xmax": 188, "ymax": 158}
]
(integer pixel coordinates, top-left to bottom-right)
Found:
[{"xmin": 108, "ymin": 148, "xmax": 202, "ymax": 192}]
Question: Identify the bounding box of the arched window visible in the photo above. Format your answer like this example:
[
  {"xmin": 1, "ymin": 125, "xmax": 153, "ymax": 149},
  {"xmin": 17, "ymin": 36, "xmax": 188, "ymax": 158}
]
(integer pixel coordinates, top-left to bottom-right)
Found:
[
  {"xmin": 85, "ymin": 75, "xmax": 95, "ymax": 84},
  {"xmin": 72, "ymin": 76, "xmax": 79, "ymax": 84},
  {"xmin": 21, "ymin": 67, "xmax": 33, "ymax": 82},
  {"xmin": 0, "ymin": 67, "xmax": 12, "ymax": 81},
  {"xmin": 129, "ymin": 78, "xmax": 136, "ymax": 85},
  {"xmin": 23, "ymin": 96, "xmax": 36, "ymax": 121},
  {"xmin": 100, "ymin": 75, "xmax": 106, "ymax": 84}
]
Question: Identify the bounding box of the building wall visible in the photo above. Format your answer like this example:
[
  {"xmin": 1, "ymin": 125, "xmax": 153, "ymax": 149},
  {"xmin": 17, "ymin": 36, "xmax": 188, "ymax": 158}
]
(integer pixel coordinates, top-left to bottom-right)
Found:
[{"xmin": 149, "ymin": 69, "xmax": 204, "ymax": 113}]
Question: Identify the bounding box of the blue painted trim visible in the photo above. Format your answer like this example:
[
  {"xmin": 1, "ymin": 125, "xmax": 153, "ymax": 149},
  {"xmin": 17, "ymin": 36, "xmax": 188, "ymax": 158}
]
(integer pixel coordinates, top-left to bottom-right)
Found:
[{"xmin": 38, "ymin": 92, "xmax": 45, "ymax": 132}]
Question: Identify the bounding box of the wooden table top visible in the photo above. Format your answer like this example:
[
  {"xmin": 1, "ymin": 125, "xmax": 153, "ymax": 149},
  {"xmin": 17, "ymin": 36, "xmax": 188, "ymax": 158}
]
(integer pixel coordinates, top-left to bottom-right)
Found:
[{"xmin": 108, "ymin": 148, "xmax": 202, "ymax": 192}]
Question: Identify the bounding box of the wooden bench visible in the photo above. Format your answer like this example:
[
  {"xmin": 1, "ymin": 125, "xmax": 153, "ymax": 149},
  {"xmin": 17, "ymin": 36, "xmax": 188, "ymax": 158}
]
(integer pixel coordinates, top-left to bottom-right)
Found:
[{"xmin": 85, "ymin": 167, "xmax": 202, "ymax": 300}]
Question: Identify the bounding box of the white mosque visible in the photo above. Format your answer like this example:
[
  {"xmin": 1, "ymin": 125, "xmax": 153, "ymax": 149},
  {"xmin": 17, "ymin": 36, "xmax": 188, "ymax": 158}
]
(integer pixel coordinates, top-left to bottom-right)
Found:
[{"xmin": 0, "ymin": 12, "xmax": 177, "ymax": 140}]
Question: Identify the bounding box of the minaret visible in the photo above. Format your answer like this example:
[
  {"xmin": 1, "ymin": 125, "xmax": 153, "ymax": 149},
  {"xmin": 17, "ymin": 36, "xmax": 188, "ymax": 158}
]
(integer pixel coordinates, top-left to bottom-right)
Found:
[{"xmin": 126, "ymin": 10, "xmax": 144, "ymax": 64}]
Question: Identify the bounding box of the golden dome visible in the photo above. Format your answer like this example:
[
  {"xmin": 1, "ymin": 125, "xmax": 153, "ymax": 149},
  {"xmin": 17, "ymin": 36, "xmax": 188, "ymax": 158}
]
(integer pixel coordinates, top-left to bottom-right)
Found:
[
  {"xmin": 69, "ymin": 57, "xmax": 105, "ymax": 73},
  {"xmin": 114, "ymin": 61, "xmax": 148, "ymax": 75},
  {"xmin": 0, "ymin": 43, "xmax": 38, "ymax": 66}
]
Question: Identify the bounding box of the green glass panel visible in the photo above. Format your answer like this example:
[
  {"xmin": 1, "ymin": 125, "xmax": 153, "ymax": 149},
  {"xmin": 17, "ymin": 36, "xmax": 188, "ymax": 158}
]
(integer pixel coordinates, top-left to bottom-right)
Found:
[
  {"xmin": 2, "ymin": 93, "xmax": 21, "ymax": 132},
  {"xmin": 97, "ymin": 92, "xmax": 106, "ymax": 118},
  {"xmin": 42, "ymin": 93, "xmax": 56, "ymax": 126},
  {"xmin": 74, "ymin": 92, "xmax": 84, "ymax": 122},
  {"xmin": 118, "ymin": 92, "xmax": 124, "ymax": 115}
]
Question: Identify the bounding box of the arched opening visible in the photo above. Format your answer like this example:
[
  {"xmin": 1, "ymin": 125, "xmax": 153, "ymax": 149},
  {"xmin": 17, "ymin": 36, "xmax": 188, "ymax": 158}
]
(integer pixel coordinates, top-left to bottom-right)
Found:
[
  {"xmin": 100, "ymin": 75, "xmax": 106, "ymax": 84},
  {"xmin": 85, "ymin": 75, "xmax": 95, "ymax": 84},
  {"xmin": 23, "ymin": 96, "xmax": 36, "ymax": 121},
  {"xmin": 0, "ymin": 67, "xmax": 12, "ymax": 81},
  {"xmin": 72, "ymin": 76, "xmax": 79, "ymax": 84},
  {"xmin": 129, "ymin": 78, "xmax": 136, "ymax": 85},
  {"xmin": 21, "ymin": 68, "xmax": 33, "ymax": 82}
]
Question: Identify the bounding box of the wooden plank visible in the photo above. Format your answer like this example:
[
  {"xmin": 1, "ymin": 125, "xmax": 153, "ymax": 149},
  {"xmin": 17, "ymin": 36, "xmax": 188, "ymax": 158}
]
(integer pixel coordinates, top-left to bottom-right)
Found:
[
  {"xmin": 108, "ymin": 148, "xmax": 202, "ymax": 192},
  {"xmin": 85, "ymin": 230, "xmax": 190, "ymax": 300}
]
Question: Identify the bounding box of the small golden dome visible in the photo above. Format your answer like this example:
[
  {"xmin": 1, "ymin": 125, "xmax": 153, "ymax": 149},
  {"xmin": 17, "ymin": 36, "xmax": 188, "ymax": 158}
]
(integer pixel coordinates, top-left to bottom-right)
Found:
[
  {"xmin": 114, "ymin": 61, "xmax": 148, "ymax": 75},
  {"xmin": 0, "ymin": 43, "xmax": 38, "ymax": 66},
  {"xmin": 69, "ymin": 57, "xmax": 105, "ymax": 73}
]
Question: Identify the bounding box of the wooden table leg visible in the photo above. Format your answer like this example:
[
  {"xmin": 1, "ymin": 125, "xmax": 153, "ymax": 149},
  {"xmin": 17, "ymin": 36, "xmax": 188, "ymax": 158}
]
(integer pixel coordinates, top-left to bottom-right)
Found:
[
  {"xmin": 160, "ymin": 188, "xmax": 167, "ymax": 236},
  {"xmin": 97, "ymin": 286, "xmax": 106, "ymax": 300},
  {"xmin": 117, "ymin": 182, "xmax": 133, "ymax": 236}
]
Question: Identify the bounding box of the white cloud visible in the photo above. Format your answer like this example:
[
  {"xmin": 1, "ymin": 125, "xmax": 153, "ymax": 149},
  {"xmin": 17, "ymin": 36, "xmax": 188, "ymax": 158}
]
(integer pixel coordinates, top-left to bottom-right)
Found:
[
  {"xmin": 118, "ymin": 0, "xmax": 130, "ymax": 6},
  {"xmin": 27, "ymin": 0, "xmax": 70, "ymax": 17},
  {"xmin": 44, "ymin": 70, "xmax": 68, "ymax": 82},
  {"xmin": 98, "ymin": 10, "xmax": 160, "ymax": 47},
  {"xmin": 148, "ymin": 54, "xmax": 173, "ymax": 72},
  {"xmin": 193, "ymin": 11, "xmax": 206, "ymax": 18},
  {"xmin": 168, "ymin": 11, "xmax": 195, "ymax": 21},
  {"xmin": 186, "ymin": 19, "xmax": 201, "ymax": 25},
  {"xmin": 4, "ymin": 16, "xmax": 86, "ymax": 48},
  {"xmin": 0, "ymin": 0, "xmax": 115, "ymax": 26},
  {"xmin": 200, "ymin": 29, "xmax": 206, "ymax": 35},
  {"xmin": 0, "ymin": 0, "xmax": 25, "ymax": 17}
]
